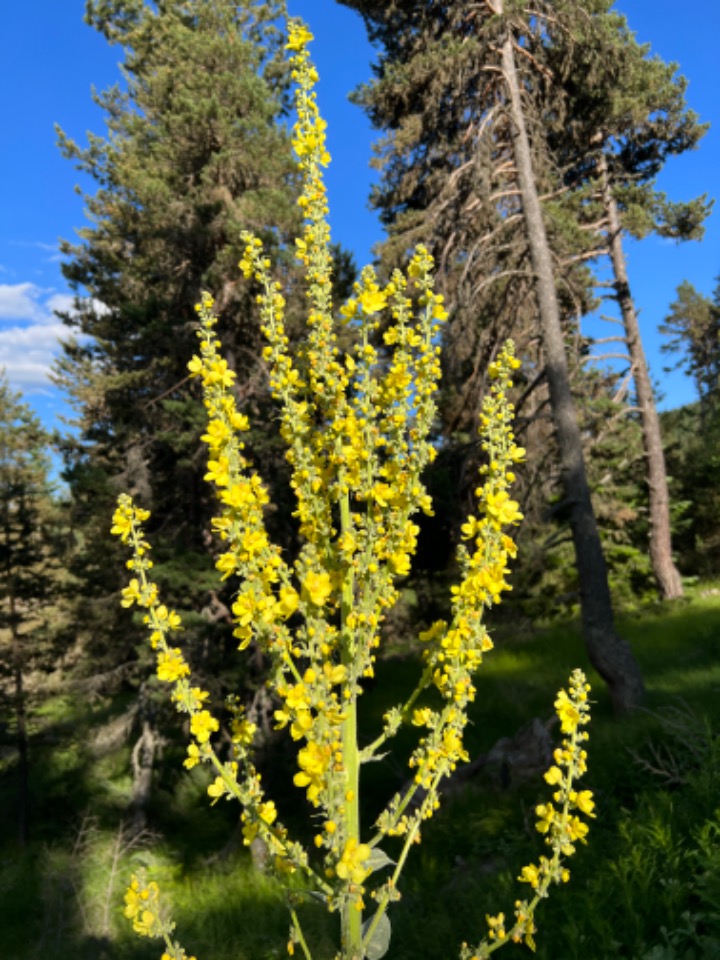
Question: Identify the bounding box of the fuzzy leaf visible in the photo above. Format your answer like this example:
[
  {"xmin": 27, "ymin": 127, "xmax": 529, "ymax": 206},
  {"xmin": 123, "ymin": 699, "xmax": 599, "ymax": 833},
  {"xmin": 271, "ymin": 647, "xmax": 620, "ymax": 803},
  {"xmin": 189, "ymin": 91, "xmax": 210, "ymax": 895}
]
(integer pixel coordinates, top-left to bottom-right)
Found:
[
  {"xmin": 363, "ymin": 912, "xmax": 392, "ymax": 960},
  {"xmin": 366, "ymin": 848, "xmax": 395, "ymax": 874}
]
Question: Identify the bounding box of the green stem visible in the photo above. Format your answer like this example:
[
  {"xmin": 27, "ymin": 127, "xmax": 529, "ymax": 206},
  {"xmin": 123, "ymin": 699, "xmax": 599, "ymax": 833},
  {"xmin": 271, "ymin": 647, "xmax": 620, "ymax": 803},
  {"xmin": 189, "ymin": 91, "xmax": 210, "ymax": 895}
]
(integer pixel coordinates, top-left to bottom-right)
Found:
[
  {"xmin": 290, "ymin": 904, "xmax": 314, "ymax": 960},
  {"xmin": 340, "ymin": 491, "xmax": 363, "ymax": 960},
  {"xmin": 360, "ymin": 663, "xmax": 433, "ymax": 763},
  {"xmin": 363, "ymin": 769, "xmax": 442, "ymax": 954}
]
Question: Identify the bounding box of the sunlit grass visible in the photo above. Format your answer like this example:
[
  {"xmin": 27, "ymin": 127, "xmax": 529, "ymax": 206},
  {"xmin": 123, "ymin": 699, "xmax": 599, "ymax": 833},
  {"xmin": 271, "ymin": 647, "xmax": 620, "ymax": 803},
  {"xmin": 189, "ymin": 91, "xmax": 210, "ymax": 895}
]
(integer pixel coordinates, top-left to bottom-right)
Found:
[{"xmin": 3, "ymin": 583, "xmax": 720, "ymax": 958}]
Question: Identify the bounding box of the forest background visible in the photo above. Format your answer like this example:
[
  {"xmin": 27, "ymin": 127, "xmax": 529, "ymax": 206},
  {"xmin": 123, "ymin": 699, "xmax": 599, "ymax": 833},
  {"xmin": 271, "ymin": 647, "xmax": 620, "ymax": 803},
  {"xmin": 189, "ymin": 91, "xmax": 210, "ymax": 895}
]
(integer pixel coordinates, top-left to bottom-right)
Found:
[{"xmin": 2, "ymin": 1, "xmax": 720, "ymax": 959}]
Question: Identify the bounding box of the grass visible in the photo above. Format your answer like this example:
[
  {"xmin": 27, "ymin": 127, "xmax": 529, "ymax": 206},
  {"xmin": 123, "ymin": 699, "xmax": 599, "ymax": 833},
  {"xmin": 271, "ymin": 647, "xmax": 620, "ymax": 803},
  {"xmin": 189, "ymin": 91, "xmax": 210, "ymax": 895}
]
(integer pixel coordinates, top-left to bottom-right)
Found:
[{"xmin": 3, "ymin": 582, "xmax": 720, "ymax": 959}]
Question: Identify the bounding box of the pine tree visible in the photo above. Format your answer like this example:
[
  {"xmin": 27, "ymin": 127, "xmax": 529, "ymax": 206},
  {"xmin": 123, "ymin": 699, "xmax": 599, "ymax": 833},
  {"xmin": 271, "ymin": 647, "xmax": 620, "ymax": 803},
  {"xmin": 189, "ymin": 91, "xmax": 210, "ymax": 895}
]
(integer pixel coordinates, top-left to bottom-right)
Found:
[
  {"xmin": 340, "ymin": 0, "xmax": 645, "ymax": 711},
  {"xmin": 661, "ymin": 277, "xmax": 720, "ymax": 413},
  {"xmin": 658, "ymin": 277, "xmax": 720, "ymax": 574},
  {"xmin": 53, "ymin": 0, "xmax": 299, "ymax": 664},
  {"xmin": 0, "ymin": 374, "xmax": 63, "ymax": 846},
  {"xmin": 542, "ymin": 8, "xmax": 711, "ymax": 600},
  {"xmin": 51, "ymin": 1, "xmax": 311, "ymax": 821}
]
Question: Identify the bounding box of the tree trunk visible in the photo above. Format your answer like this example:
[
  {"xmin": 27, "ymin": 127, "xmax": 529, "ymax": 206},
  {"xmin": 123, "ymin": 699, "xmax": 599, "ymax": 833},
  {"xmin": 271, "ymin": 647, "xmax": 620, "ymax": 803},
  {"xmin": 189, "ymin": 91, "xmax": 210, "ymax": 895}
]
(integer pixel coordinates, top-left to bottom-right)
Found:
[
  {"xmin": 4, "ymin": 504, "xmax": 29, "ymax": 846},
  {"xmin": 598, "ymin": 152, "xmax": 684, "ymax": 600},
  {"xmin": 11, "ymin": 601, "xmax": 29, "ymax": 848},
  {"xmin": 129, "ymin": 685, "xmax": 159, "ymax": 834},
  {"xmin": 496, "ymin": 14, "xmax": 644, "ymax": 712}
]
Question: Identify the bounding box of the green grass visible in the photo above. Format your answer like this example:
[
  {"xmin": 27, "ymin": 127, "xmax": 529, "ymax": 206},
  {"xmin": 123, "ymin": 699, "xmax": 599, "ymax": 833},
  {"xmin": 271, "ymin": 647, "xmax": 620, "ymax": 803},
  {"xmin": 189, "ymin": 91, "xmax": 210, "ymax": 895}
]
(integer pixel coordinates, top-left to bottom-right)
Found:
[{"xmin": 3, "ymin": 583, "xmax": 720, "ymax": 959}]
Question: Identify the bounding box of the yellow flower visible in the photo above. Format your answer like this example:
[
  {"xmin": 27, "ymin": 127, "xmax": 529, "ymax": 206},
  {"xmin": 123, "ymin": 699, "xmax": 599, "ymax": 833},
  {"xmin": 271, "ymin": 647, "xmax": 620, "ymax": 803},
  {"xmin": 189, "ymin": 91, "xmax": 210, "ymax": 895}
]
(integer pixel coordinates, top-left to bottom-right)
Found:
[
  {"xmin": 277, "ymin": 586, "xmax": 299, "ymax": 619},
  {"xmin": 231, "ymin": 717, "xmax": 257, "ymax": 746},
  {"xmin": 121, "ymin": 578, "xmax": 142, "ymax": 608},
  {"xmin": 123, "ymin": 875, "xmax": 161, "ymax": 937},
  {"xmin": 201, "ymin": 418, "xmax": 230, "ymax": 449},
  {"xmin": 573, "ymin": 789, "xmax": 596, "ymax": 817},
  {"xmin": 519, "ymin": 863, "xmax": 541, "ymax": 888},
  {"xmin": 554, "ymin": 689, "xmax": 581, "ymax": 734},
  {"xmin": 184, "ymin": 743, "xmax": 201, "ymax": 769},
  {"xmin": 323, "ymin": 662, "xmax": 347, "ymax": 685},
  {"xmin": 335, "ymin": 837, "xmax": 372, "ymax": 885},
  {"xmin": 389, "ymin": 551, "xmax": 411, "ymax": 576},
  {"xmin": 232, "ymin": 593, "xmax": 255, "ymax": 626},
  {"xmin": 110, "ymin": 505, "xmax": 133, "ymax": 542},
  {"xmin": 190, "ymin": 710, "xmax": 219, "ymax": 744},
  {"xmin": 156, "ymin": 649, "xmax": 190, "ymax": 683},
  {"xmin": 216, "ymin": 552, "xmax": 239, "ymax": 579},
  {"xmin": 187, "ymin": 355, "xmax": 204, "ymax": 377},
  {"xmin": 286, "ymin": 23, "xmax": 314, "ymax": 51},
  {"xmin": 567, "ymin": 815, "xmax": 590, "ymax": 843},
  {"xmin": 154, "ymin": 605, "xmax": 182, "ymax": 631},
  {"xmin": 359, "ymin": 288, "xmax": 388, "ymax": 315},
  {"xmin": 544, "ymin": 765, "xmax": 563, "ymax": 785},
  {"xmin": 486, "ymin": 913, "xmax": 506, "ymax": 941},
  {"xmin": 259, "ymin": 801, "xmax": 277, "ymax": 825},
  {"xmin": 204, "ymin": 456, "xmax": 230, "ymax": 487},
  {"xmin": 220, "ymin": 482, "xmax": 254, "ymax": 510},
  {"xmin": 535, "ymin": 803, "xmax": 555, "ymax": 834},
  {"xmin": 485, "ymin": 490, "xmax": 523, "ymax": 527},
  {"xmin": 293, "ymin": 741, "xmax": 332, "ymax": 804},
  {"xmin": 208, "ymin": 775, "xmax": 229, "ymax": 802},
  {"xmin": 412, "ymin": 708, "xmax": 433, "ymax": 727},
  {"xmin": 302, "ymin": 570, "xmax": 332, "ymax": 607}
]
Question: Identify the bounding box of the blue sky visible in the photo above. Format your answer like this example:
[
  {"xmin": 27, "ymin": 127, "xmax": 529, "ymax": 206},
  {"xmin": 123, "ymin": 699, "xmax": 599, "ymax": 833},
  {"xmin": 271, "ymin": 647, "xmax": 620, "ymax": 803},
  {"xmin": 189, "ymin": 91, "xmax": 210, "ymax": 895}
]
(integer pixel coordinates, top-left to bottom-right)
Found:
[{"xmin": 1, "ymin": 0, "xmax": 718, "ymax": 432}]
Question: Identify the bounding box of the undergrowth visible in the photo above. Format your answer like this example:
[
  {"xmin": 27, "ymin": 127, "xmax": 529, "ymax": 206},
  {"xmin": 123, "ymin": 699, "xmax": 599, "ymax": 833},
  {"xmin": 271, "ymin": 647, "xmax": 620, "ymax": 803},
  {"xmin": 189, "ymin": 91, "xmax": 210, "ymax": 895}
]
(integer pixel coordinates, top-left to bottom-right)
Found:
[{"xmin": 2, "ymin": 583, "xmax": 720, "ymax": 959}]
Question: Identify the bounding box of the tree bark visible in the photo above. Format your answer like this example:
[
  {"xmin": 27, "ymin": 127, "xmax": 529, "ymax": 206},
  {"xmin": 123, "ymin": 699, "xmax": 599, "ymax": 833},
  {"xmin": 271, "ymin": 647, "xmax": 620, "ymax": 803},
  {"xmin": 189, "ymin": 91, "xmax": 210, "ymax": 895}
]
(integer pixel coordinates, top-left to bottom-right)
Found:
[
  {"xmin": 597, "ymin": 152, "xmax": 684, "ymax": 600},
  {"xmin": 497, "ymin": 14, "xmax": 645, "ymax": 712},
  {"xmin": 11, "ymin": 597, "xmax": 29, "ymax": 848},
  {"xmin": 129, "ymin": 685, "xmax": 159, "ymax": 834},
  {"xmin": 3, "ymin": 500, "xmax": 29, "ymax": 846}
]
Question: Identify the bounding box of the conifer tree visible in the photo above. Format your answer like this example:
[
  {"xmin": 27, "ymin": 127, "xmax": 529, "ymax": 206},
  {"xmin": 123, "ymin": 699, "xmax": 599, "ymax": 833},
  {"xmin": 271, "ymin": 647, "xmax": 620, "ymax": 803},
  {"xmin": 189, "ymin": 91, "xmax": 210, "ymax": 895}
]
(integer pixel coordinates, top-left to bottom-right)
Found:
[
  {"xmin": 543, "ymin": 9, "xmax": 711, "ymax": 600},
  {"xmin": 660, "ymin": 276, "xmax": 720, "ymax": 576},
  {"xmin": 661, "ymin": 277, "xmax": 720, "ymax": 413},
  {"xmin": 54, "ymin": 0, "xmax": 299, "ymax": 663},
  {"xmin": 340, "ymin": 0, "xmax": 645, "ymax": 711},
  {"xmin": 0, "ymin": 374, "xmax": 63, "ymax": 846},
  {"xmin": 50, "ymin": 2, "xmax": 314, "ymax": 821}
]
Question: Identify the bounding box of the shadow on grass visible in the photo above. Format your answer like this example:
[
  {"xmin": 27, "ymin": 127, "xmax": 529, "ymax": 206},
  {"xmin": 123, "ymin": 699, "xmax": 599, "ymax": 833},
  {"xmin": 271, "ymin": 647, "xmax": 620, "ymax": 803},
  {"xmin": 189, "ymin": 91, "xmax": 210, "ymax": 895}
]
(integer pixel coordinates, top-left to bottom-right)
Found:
[{"xmin": 3, "ymin": 586, "xmax": 720, "ymax": 959}]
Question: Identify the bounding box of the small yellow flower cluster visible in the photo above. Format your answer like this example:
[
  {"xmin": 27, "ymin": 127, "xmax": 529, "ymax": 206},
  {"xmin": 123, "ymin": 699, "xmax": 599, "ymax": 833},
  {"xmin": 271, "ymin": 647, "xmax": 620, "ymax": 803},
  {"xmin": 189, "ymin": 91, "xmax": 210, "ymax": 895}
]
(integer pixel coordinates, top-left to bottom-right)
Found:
[
  {"xmin": 123, "ymin": 872, "xmax": 198, "ymax": 959},
  {"xmin": 123, "ymin": 873, "xmax": 163, "ymax": 938},
  {"xmin": 335, "ymin": 837, "xmax": 372, "ymax": 885},
  {"xmin": 461, "ymin": 670, "xmax": 593, "ymax": 959},
  {"xmin": 111, "ymin": 495, "xmax": 313, "ymax": 894},
  {"xmin": 523, "ymin": 670, "xmax": 594, "ymax": 871},
  {"xmin": 112, "ymin": 495, "xmax": 217, "ymax": 753}
]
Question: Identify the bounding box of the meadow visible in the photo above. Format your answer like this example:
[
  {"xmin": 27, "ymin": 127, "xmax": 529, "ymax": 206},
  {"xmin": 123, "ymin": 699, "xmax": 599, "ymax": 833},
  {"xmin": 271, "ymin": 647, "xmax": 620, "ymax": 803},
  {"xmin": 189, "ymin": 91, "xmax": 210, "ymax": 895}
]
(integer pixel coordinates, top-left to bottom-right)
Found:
[{"xmin": 3, "ymin": 583, "xmax": 720, "ymax": 960}]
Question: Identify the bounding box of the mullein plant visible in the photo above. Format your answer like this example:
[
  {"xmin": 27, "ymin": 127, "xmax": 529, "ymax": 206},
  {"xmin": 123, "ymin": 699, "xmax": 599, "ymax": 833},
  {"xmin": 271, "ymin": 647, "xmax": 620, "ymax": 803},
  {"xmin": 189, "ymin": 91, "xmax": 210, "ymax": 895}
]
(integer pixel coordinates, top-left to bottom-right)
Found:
[{"xmin": 112, "ymin": 20, "xmax": 594, "ymax": 960}]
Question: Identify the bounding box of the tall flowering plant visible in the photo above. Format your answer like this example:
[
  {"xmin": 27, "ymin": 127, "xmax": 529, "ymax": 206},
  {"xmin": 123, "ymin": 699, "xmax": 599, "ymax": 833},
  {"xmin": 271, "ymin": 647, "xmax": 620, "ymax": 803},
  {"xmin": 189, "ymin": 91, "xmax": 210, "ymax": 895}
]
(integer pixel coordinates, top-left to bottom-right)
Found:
[{"xmin": 112, "ymin": 20, "xmax": 593, "ymax": 960}]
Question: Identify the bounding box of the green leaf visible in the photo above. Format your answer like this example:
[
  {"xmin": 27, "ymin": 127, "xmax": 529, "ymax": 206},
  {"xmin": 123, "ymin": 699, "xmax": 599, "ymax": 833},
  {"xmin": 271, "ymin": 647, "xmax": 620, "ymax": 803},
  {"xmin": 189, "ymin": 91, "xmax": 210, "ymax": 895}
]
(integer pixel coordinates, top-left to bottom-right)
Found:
[
  {"xmin": 366, "ymin": 848, "xmax": 395, "ymax": 874},
  {"xmin": 363, "ymin": 912, "xmax": 392, "ymax": 960}
]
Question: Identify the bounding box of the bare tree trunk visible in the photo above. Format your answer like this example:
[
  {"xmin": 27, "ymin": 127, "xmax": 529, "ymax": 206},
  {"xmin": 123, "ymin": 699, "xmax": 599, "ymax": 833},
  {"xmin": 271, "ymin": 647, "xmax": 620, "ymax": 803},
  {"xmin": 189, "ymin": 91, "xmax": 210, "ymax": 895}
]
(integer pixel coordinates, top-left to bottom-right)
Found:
[
  {"xmin": 129, "ymin": 685, "xmax": 159, "ymax": 833},
  {"xmin": 497, "ymin": 15, "xmax": 644, "ymax": 712},
  {"xmin": 598, "ymin": 153, "xmax": 683, "ymax": 600}
]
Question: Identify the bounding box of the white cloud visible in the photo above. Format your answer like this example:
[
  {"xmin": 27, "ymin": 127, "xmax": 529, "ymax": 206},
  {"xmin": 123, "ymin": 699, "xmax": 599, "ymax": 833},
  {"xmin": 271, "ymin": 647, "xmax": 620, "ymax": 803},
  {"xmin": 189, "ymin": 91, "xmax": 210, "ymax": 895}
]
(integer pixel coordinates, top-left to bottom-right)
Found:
[
  {"xmin": 45, "ymin": 292, "xmax": 76, "ymax": 316},
  {"xmin": 0, "ymin": 321, "xmax": 69, "ymax": 389},
  {"xmin": 0, "ymin": 282, "xmax": 46, "ymax": 322},
  {"xmin": 0, "ymin": 282, "xmax": 99, "ymax": 393}
]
